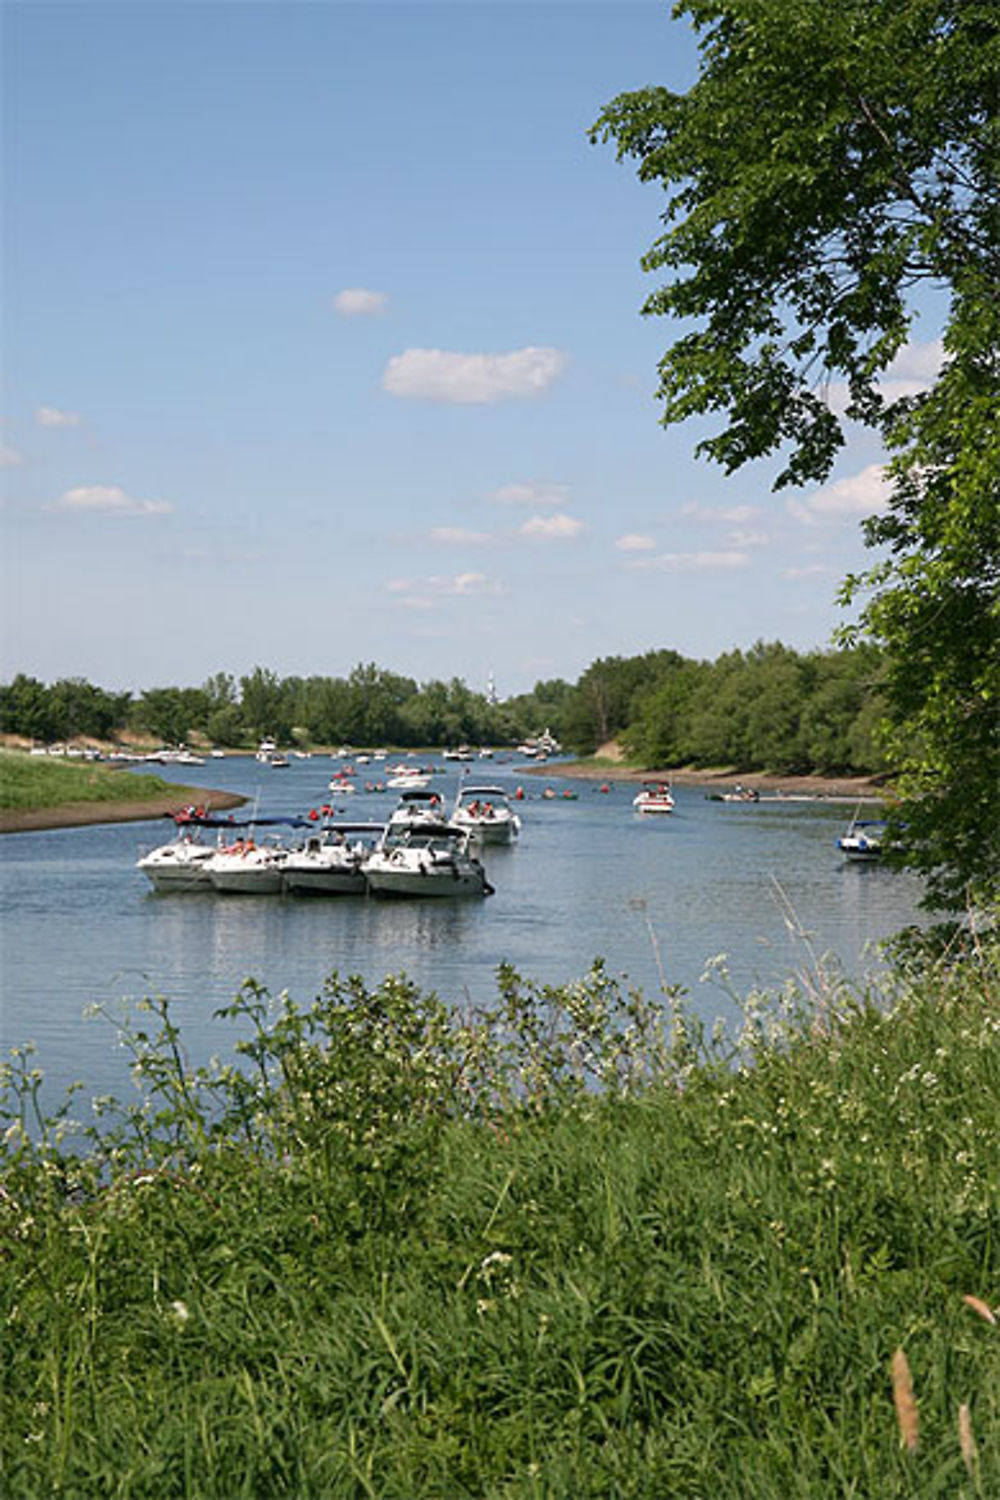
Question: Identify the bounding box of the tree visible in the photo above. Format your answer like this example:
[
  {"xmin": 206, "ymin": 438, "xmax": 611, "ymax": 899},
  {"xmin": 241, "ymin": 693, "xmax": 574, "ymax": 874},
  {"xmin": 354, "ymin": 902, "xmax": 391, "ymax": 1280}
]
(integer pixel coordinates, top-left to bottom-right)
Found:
[
  {"xmin": 240, "ymin": 666, "xmax": 291, "ymax": 744},
  {"xmin": 594, "ymin": 0, "xmax": 999, "ymax": 908}
]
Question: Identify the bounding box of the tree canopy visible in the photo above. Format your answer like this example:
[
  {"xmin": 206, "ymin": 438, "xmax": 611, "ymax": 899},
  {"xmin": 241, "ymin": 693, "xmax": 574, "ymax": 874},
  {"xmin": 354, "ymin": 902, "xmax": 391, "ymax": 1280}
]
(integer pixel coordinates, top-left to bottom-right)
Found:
[{"xmin": 594, "ymin": 0, "xmax": 1000, "ymax": 909}]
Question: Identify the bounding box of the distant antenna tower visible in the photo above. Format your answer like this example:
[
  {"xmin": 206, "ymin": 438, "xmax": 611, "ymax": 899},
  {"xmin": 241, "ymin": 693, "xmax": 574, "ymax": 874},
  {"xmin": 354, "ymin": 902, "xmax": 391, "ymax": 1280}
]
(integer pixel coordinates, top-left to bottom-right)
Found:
[{"xmin": 486, "ymin": 670, "xmax": 498, "ymax": 706}]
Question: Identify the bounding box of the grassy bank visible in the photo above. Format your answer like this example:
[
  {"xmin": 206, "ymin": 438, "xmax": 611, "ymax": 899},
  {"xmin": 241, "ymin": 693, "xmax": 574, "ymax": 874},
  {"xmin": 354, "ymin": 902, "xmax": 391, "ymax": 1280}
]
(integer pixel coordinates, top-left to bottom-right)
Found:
[
  {"xmin": 0, "ymin": 750, "xmax": 186, "ymax": 812},
  {"xmin": 2, "ymin": 938, "xmax": 998, "ymax": 1497},
  {"xmin": 0, "ymin": 750, "xmax": 244, "ymax": 830}
]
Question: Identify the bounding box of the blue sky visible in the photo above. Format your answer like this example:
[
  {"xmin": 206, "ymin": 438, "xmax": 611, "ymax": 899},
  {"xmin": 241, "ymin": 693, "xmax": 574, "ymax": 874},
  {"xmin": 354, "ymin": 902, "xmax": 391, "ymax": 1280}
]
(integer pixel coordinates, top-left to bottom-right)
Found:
[{"xmin": 1, "ymin": 0, "xmax": 940, "ymax": 699}]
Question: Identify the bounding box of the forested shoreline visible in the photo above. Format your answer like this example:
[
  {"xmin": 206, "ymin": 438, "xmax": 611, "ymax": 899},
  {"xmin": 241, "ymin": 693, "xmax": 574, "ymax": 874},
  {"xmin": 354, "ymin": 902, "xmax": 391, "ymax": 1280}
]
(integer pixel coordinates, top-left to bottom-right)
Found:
[{"xmin": 0, "ymin": 639, "xmax": 889, "ymax": 777}]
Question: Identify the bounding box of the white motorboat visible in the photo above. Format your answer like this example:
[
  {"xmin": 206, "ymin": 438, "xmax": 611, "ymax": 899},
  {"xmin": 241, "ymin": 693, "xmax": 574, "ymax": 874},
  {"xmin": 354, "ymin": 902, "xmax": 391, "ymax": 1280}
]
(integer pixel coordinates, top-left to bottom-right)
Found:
[
  {"xmin": 837, "ymin": 817, "xmax": 886, "ymax": 861},
  {"xmin": 203, "ymin": 817, "xmax": 308, "ymax": 894},
  {"xmin": 387, "ymin": 787, "xmax": 449, "ymax": 830},
  {"xmin": 328, "ymin": 775, "xmax": 356, "ymax": 794},
  {"xmin": 282, "ymin": 823, "xmax": 385, "ymax": 896},
  {"xmin": 365, "ymin": 823, "xmax": 493, "ymax": 898},
  {"xmin": 633, "ymin": 781, "xmax": 675, "ymax": 814},
  {"xmin": 137, "ymin": 832, "xmax": 218, "ymax": 891},
  {"xmin": 386, "ymin": 770, "xmax": 431, "ymax": 790},
  {"xmin": 205, "ymin": 841, "xmax": 290, "ymax": 894},
  {"xmin": 451, "ymin": 784, "xmax": 521, "ymax": 845}
]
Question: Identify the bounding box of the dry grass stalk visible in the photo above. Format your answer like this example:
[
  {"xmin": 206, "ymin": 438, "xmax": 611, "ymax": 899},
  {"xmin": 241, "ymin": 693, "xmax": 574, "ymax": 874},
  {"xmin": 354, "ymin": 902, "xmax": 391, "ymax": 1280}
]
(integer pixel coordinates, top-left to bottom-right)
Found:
[
  {"xmin": 958, "ymin": 1403, "xmax": 978, "ymax": 1476},
  {"xmin": 891, "ymin": 1347, "xmax": 919, "ymax": 1454},
  {"xmin": 962, "ymin": 1293, "xmax": 997, "ymax": 1325}
]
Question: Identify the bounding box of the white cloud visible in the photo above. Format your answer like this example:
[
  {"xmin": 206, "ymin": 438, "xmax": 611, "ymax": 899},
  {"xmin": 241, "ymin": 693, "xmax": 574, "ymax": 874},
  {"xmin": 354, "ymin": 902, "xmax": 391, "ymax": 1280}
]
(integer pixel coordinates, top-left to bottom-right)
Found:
[
  {"xmin": 0, "ymin": 444, "xmax": 25, "ymax": 468},
  {"xmin": 487, "ymin": 480, "xmax": 569, "ymax": 509},
  {"xmin": 386, "ymin": 571, "xmax": 506, "ymax": 608},
  {"xmin": 825, "ymin": 336, "xmax": 945, "ymax": 414},
  {"xmin": 787, "ymin": 463, "xmax": 890, "ymax": 525},
  {"xmin": 622, "ymin": 550, "xmax": 749, "ymax": 573},
  {"xmin": 727, "ymin": 529, "xmax": 770, "ymax": 549},
  {"xmin": 382, "ymin": 346, "xmax": 568, "ymax": 404},
  {"xmin": 781, "ymin": 563, "xmax": 836, "ymax": 580},
  {"xmin": 36, "ymin": 405, "xmax": 82, "ymax": 428},
  {"xmin": 333, "ymin": 288, "xmax": 388, "ymax": 316},
  {"xmin": 679, "ymin": 501, "xmax": 761, "ymax": 524},
  {"xmin": 615, "ymin": 532, "xmax": 657, "ymax": 552},
  {"xmin": 53, "ymin": 484, "xmax": 173, "ymax": 517},
  {"xmin": 517, "ymin": 513, "xmax": 586, "ymax": 541},
  {"xmin": 429, "ymin": 525, "xmax": 494, "ymax": 546},
  {"xmin": 879, "ymin": 337, "xmax": 944, "ymax": 401}
]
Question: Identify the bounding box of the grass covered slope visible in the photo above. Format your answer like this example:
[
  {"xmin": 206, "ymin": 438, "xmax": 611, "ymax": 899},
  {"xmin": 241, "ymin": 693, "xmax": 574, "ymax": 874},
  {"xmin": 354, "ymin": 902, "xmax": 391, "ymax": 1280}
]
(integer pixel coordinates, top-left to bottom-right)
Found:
[
  {"xmin": 2, "ymin": 941, "xmax": 998, "ymax": 1498},
  {"xmin": 0, "ymin": 750, "xmax": 184, "ymax": 811},
  {"xmin": 0, "ymin": 749, "xmax": 243, "ymax": 829}
]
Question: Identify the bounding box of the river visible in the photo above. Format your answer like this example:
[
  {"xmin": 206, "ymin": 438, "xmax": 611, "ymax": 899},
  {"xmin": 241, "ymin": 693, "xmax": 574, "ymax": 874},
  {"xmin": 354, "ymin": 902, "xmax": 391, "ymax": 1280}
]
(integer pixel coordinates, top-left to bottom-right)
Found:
[{"xmin": 0, "ymin": 754, "xmax": 927, "ymax": 1111}]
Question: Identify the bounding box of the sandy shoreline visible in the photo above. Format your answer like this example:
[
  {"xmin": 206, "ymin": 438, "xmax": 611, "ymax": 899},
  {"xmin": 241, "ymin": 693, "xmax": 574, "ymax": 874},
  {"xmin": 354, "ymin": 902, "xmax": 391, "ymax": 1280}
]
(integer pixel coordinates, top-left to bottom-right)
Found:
[
  {"xmin": 0, "ymin": 788, "xmax": 247, "ymax": 835},
  {"xmin": 0, "ymin": 755, "xmax": 885, "ymax": 835},
  {"xmin": 525, "ymin": 759, "xmax": 887, "ymax": 801}
]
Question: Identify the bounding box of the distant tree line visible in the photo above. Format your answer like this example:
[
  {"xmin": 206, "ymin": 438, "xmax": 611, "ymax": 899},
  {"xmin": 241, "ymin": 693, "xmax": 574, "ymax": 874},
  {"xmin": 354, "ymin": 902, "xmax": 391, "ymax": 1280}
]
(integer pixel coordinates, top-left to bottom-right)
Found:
[
  {"xmin": 0, "ymin": 665, "xmax": 571, "ymax": 758},
  {"xmin": 0, "ymin": 642, "xmax": 890, "ymax": 776},
  {"xmin": 567, "ymin": 642, "xmax": 887, "ymax": 775}
]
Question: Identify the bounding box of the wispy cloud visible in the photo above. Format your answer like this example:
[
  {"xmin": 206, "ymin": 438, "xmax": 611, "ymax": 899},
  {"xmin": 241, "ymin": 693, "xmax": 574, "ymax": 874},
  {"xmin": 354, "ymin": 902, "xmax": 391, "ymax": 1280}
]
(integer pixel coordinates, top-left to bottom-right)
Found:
[
  {"xmin": 825, "ymin": 337, "xmax": 944, "ymax": 414},
  {"xmin": 781, "ymin": 562, "xmax": 836, "ymax": 580},
  {"xmin": 727, "ymin": 529, "xmax": 769, "ymax": 549},
  {"xmin": 429, "ymin": 525, "xmax": 494, "ymax": 546},
  {"xmin": 517, "ymin": 513, "xmax": 586, "ymax": 541},
  {"xmin": 787, "ymin": 463, "xmax": 890, "ymax": 525},
  {"xmin": 386, "ymin": 571, "xmax": 506, "ymax": 609},
  {"xmin": 36, "ymin": 405, "xmax": 82, "ymax": 429},
  {"xmin": 333, "ymin": 288, "xmax": 388, "ymax": 316},
  {"xmin": 52, "ymin": 484, "xmax": 173, "ymax": 517},
  {"xmin": 622, "ymin": 550, "xmax": 749, "ymax": 573},
  {"xmin": 486, "ymin": 480, "xmax": 569, "ymax": 509},
  {"xmin": 382, "ymin": 346, "xmax": 568, "ymax": 404},
  {"xmin": 615, "ymin": 532, "xmax": 656, "ymax": 552},
  {"xmin": 878, "ymin": 338, "xmax": 944, "ymax": 402},
  {"xmin": 679, "ymin": 500, "xmax": 762, "ymax": 524},
  {"xmin": 0, "ymin": 444, "xmax": 25, "ymax": 468}
]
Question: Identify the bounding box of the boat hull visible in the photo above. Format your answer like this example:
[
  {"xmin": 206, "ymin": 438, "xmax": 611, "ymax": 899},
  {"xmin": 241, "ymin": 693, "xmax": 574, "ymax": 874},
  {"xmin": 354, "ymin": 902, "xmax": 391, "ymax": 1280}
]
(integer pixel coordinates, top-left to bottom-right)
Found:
[
  {"xmin": 452, "ymin": 814, "xmax": 518, "ymax": 845},
  {"xmin": 282, "ymin": 862, "xmax": 367, "ymax": 896},
  {"xmin": 206, "ymin": 853, "xmax": 287, "ymax": 894},
  {"xmin": 365, "ymin": 864, "xmax": 487, "ymax": 897},
  {"xmin": 136, "ymin": 844, "xmax": 216, "ymax": 892}
]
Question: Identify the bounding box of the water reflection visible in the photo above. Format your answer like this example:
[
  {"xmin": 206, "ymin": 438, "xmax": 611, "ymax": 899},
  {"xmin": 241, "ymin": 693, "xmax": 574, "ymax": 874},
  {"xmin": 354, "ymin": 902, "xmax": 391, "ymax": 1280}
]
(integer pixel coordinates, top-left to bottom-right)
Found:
[{"xmin": 1, "ymin": 761, "xmax": 929, "ymax": 1106}]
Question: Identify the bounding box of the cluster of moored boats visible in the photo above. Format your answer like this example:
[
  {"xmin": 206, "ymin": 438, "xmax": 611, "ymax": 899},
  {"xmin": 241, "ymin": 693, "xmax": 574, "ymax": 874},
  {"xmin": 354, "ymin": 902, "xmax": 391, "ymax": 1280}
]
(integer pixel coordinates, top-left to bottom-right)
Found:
[{"xmin": 136, "ymin": 783, "xmax": 521, "ymax": 899}]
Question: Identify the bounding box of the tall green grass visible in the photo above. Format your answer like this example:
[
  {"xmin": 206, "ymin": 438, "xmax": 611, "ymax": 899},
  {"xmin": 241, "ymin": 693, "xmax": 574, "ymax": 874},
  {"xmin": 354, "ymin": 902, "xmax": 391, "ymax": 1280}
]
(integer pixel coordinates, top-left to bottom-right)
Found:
[
  {"xmin": 0, "ymin": 749, "xmax": 185, "ymax": 812},
  {"xmin": 2, "ymin": 935, "xmax": 997, "ymax": 1497}
]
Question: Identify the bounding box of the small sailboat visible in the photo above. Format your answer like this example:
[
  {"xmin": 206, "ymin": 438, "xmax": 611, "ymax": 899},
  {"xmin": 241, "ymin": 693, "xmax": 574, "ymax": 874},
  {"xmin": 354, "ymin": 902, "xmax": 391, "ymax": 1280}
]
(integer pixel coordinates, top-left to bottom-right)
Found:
[{"xmin": 837, "ymin": 815, "xmax": 886, "ymax": 861}]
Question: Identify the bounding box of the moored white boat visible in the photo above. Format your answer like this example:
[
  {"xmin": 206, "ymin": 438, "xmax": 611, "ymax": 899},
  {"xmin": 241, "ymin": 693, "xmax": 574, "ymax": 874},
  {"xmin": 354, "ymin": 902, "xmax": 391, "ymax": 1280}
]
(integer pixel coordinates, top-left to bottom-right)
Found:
[
  {"xmin": 282, "ymin": 824, "xmax": 385, "ymax": 896},
  {"xmin": 364, "ymin": 823, "xmax": 493, "ymax": 898},
  {"xmin": 837, "ymin": 817, "xmax": 886, "ymax": 861},
  {"xmin": 387, "ymin": 787, "xmax": 448, "ymax": 830},
  {"xmin": 136, "ymin": 813, "xmax": 243, "ymax": 892},
  {"xmin": 205, "ymin": 841, "xmax": 290, "ymax": 894},
  {"xmin": 386, "ymin": 770, "xmax": 431, "ymax": 790},
  {"xmin": 203, "ymin": 817, "xmax": 308, "ymax": 893},
  {"xmin": 633, "ymin": 781, "xmax": 675, "ymax": 814},
  {"xmin": 137, "ymin": 833, "xmax": 218, "ymax": 891},
  {"xmin": 451, "ymin": 784, "xmax": 521, "ymax": 845}
]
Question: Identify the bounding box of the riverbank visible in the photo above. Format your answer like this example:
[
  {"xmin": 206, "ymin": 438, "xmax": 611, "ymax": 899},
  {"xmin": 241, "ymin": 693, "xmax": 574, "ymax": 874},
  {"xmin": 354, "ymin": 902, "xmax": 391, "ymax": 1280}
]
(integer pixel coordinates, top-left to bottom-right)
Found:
[
  {"xmin": 543, "ymin": 741, "xmax": 888, "ymax": 800},
  {"xmin": 0, "ymin": 787, "xmax": 247, "ymax": 835},
  {"xmin": 0, "ymin": 749, "xmax": 246, "ymax": 834},
  {"xmin": 3, "ymin": 935, "xmax": 996, "ymax": 1496}
]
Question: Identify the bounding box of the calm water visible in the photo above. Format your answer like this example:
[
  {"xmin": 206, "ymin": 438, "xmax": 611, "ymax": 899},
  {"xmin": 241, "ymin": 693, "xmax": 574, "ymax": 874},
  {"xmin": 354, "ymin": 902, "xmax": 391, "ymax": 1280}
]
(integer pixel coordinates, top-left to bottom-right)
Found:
[{"xmin": 0, "ymin": 755, "xmax": 927, "ymax": 1107}]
